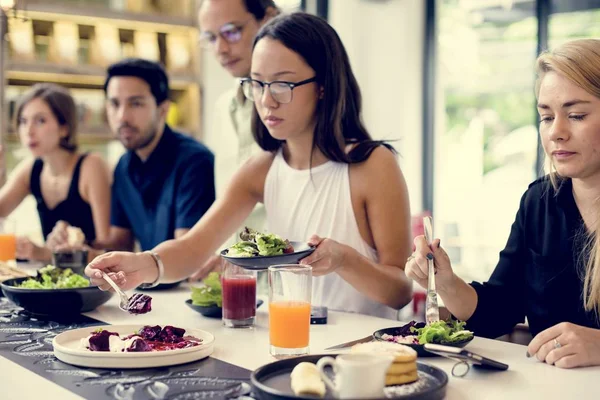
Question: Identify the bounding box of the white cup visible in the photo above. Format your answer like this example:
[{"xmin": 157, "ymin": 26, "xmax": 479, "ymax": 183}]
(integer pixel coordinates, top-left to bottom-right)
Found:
[{"xmin": 316, "ymin": 354, "xmax": 393, "ymax": 399}]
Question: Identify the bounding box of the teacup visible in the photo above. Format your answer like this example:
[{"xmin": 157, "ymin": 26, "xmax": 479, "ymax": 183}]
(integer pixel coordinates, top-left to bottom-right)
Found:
[{"xmin": 316, "ymin": 354, "xmax": 393, "ymax": 399}]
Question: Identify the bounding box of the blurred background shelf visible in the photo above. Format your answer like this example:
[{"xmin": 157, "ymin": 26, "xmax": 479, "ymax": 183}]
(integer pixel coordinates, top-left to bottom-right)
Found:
[{"xmin": 24, "ymin": 0, "xmax": 198, "ymax": 32}]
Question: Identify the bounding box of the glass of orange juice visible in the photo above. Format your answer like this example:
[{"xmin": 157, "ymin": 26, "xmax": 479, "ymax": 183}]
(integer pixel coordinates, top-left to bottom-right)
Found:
[
  {"xmin": 268, "ymin": 264, "xmax": 312, "ymax": 358},
  {"xmin": 0, "ymin": 218, "xmax": 16, "ymax": 262}
]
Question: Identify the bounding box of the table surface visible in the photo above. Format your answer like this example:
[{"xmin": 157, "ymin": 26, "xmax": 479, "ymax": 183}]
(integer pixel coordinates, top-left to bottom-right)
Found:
[{"xmin": 2, "ymin": 282, "xmax": 600, "ymax": 400}]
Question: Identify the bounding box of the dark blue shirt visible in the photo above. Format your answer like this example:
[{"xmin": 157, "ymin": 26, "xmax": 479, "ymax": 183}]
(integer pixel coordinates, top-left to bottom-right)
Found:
[
  {"xmin": 467, "ymin": 177, "xmax": 599, "ymax": 338},
  {"xmin": 110, "ymin": 125, "xmax": 215, "ymax": 251}
]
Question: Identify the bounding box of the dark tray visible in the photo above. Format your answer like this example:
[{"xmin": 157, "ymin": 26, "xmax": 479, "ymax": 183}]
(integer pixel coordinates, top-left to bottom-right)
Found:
[{"xmin": 251, "ymin": 354, "xmax": 447, "ymax": 400}]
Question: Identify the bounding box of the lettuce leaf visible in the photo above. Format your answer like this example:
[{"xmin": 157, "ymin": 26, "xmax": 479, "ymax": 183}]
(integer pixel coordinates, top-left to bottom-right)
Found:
[{"xmin": 191, "ymin": 272, "xmax": 222, "ymax": 307}]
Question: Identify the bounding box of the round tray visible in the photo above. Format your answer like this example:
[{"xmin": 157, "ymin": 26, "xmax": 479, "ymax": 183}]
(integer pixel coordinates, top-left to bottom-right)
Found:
[{"xmin": 251, "ymin": 354, "xmax": 447, "ymax": 400}]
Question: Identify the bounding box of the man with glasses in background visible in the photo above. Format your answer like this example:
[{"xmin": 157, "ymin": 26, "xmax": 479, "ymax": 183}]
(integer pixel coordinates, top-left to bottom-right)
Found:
[{"xmin": 190, "ymin": 0, "xmax": 279, "ymax": 280}]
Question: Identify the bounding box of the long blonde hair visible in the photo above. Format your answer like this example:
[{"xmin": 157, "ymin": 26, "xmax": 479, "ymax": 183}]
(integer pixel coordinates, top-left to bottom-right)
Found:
[{"xmin": 535, "ymin": 39, "xmax": 600, "ymax": 317}]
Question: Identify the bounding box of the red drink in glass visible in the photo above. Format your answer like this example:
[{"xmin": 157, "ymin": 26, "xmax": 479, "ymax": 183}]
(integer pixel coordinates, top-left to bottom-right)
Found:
[{"xmin": 221, "ymin": 263, "xmax": 257, "ymax": 328}]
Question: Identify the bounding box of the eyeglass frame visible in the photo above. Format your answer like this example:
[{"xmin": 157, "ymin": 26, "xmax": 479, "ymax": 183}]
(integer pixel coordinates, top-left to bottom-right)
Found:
[
  {"xmin": 199, "ymin": 18, "xmax": 254, "ymax": 48},
  {"xmin": 239, "ymin": 77, "xmax": 318, "ymax": 104}
]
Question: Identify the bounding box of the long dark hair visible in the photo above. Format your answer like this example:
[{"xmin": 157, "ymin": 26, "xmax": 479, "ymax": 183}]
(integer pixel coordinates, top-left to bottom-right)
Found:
[{"xmin": 251, "ymin": 12, "xmax": 394, "ymax": 164}]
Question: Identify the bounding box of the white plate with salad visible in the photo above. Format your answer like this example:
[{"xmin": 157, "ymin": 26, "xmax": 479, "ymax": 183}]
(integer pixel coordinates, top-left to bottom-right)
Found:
[
  {"xmin": 373, "ymin": 320, "xmax": 474, "ymax": 357},
  {"xmin": 220, "ymin": 227, "xmax": 315, "ymax": 270}
]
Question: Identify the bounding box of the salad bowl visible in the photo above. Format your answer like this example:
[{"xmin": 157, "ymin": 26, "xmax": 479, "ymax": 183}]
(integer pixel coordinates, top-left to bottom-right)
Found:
[{"xmin": 0, "ymin": 277, "xmax": 112, "ymax": 317}]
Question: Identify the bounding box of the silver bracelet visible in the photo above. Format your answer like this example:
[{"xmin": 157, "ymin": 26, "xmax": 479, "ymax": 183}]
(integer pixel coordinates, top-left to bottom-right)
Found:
[{"xmin": 138, "ymin": 251, "xmax": 164, "ymax": 289}]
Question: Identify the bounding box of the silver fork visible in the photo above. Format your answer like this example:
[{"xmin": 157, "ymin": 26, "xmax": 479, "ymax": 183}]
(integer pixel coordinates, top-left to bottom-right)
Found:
[
  {"xmin": 423, "ymin": 216, "xmax": 440, "ymax": 324},
  {"xmin": 101, "ymin": 271, "xmax": 130, "ymax": 312}
]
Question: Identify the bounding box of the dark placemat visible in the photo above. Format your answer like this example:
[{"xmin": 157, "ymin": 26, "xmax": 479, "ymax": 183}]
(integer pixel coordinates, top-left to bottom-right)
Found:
[{"xmin": 0, "ymin": 298, "xmax": 252, "ymax": 400}]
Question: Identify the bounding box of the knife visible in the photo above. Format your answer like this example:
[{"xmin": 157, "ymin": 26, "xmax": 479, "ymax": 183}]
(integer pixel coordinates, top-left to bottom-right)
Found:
[
  {"xmin": 324, "ymin": 335, "xmax": 373, "ymax": 350},
  {"xmin": 423, "ymin": 216, "xmax": 440, "ymax": 325}
]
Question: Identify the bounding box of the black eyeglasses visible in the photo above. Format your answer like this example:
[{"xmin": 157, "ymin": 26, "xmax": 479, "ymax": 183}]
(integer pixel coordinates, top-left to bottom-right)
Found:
[
  {"xmin": 199, "ymin": 19, "xmax": 252, "ymax": 49},
  {"xmin": 240, "ymin": 77, "xmax": 317, "ymax": 104}
]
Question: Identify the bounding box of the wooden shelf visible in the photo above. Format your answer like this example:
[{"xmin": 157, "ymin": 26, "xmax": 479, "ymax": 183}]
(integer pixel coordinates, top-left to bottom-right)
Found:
[
  {"xmin": 23, "ymin": 1, "xmax": 197, "ymax": 33},
  {"xmin": 7, "ymin": 61, "xmax": 198, "ymax": 90}
]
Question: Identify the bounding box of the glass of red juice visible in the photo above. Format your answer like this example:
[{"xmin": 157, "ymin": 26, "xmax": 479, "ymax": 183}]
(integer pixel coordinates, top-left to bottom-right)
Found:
[{"xmin": 222, "ymin": 263, "xmax": 257, "ymax": 328}]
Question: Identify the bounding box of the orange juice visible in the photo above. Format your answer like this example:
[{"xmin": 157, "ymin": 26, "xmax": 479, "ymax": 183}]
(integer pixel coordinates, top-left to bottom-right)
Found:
[
  {"xmin": 269, "ymin": 301, "xmax": 311, "ymax": 348},
  {"xmin": 0, "ymin": 234, "xmax": 16, "ymax": 261}
]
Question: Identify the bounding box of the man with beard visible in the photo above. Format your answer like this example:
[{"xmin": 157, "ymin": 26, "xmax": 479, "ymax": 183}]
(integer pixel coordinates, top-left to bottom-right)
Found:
[{"xmin": 50, "ymin": 59, "xmax": 215, "ymax": 267}]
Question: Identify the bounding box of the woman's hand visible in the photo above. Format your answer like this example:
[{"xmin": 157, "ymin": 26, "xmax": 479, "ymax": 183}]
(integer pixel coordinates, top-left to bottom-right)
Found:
[
  {"xmin": 405, "ymin": 236, "xmax": 455, "ymax": 291},
  {"xmin": 299, "ymin": 235, "xmax": 350, "ymax": 276},
  {"xmin": 527, "ymin": 322, "xmax": 600, "ymax": 368},
  {"xmin": 16, "ymin": 237, "xmax": 49, "ymax": 261},
  {"xmin": 46, "ymin": 220, "xmax": 69, "ymax": 250},
  {"xmin": 85, "ymin": 251, "xmax": 158, "ymax": 292}
]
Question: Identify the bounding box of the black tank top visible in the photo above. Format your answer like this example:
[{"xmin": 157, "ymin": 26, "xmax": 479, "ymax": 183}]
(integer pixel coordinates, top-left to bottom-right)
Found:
[{"xmin": 30, "ymin": 154, "xmax": 96, "ymax": 243}]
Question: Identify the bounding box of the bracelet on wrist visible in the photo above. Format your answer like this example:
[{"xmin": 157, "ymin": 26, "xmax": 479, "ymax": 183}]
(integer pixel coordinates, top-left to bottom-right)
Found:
[{"xmin": 138, "ymin": 251, "xmax": 164, "ymax": 289}]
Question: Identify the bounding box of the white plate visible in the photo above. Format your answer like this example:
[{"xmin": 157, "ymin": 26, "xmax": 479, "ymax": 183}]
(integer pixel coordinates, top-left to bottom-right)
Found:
[{"xmin": 52, "ymin": 324, "xmax": 215, "ymax": 369}]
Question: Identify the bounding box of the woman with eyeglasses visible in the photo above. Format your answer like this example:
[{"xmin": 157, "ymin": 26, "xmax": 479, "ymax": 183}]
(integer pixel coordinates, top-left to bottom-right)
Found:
[
  {"xmin": 406, "ymin": 39, "xmax": 600, "ymax": 369},
  {"xmin": 85, "ymin": 13, "xmax": 414, "ymax": 317}
]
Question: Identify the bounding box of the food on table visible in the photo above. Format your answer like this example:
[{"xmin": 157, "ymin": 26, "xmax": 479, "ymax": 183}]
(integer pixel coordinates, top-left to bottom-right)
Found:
[
  {"xmin": 225, "ymin": 227, "xmax": 294, "ymax": 257},
  {"xmin": 290, "ymin": 362, "xmax": 326, "ymax": 398},
  {"xmin": 381, "ymin": 320, "xmax": 474, "ymax": 345},
  {"xmin": 351, "ymin": 341, "xmax": 418, "ymax": 385},
  {"xmin": 67, "ymin": 226, "xmax": 86, "ymax": 246},
  {"xmin": 80, "ymin": 325, "xmax": 203, "ymax": 352},
  {"xmin": 190, "ymin": 272, "xmax": 222, "ymax": 307},
  {"xmin": 126, "ymin": 292, "xmax": 152, "ymax": 314},
  {"xmin": 0, "ymin": 262, "xmax": 29, "ymax": 283},
  {"xmin": 17, "ymin": 265, "xmax": 89, "ymax": 289}
]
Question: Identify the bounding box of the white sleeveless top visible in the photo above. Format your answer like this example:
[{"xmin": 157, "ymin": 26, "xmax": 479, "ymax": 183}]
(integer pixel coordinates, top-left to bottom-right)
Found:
[{"xmin": 264, "ymin": 149, "xmax": 399, "ymax": 320}]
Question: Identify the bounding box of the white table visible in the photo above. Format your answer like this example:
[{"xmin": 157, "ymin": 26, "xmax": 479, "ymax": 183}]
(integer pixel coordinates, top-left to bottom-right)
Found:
[{"xmin": 2, "ymin": 284, "xmax": 600, "ymax": 399}]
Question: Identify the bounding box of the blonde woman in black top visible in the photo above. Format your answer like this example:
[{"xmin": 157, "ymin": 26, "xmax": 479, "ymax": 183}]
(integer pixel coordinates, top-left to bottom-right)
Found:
[
  {"xmin": 406, "ymin": 39, "xmax": 600, "ymax": 369},
  {"xmin": 0, "ymin": 83, "xmax": 111, "ymax": 262}
]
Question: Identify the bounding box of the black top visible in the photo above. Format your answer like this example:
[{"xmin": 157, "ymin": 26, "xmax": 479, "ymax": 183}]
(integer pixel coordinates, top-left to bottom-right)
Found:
[
  {"xmin": 110, "ymin": 125, "xmax": 215, "ymax": 251},
  {"xmin": 466, "ymin": 177, "xmax": 599, "ymax": 338},
  {"xmin": 30, "ymin": 154, "xmax": 96, "ymax": 243}
]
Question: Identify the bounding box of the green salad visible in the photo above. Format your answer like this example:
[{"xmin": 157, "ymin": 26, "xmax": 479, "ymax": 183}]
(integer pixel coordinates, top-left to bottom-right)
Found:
[
  {"xmin": 18, "ymin": 265, "xmax": 90, "ymax": 289},
  {"xmin": 191, "ymin": 272, "xmax": 222, "ymax": 307},
  {"xmin": 412, "ymin": 320, "xmax": 474, "ymax": 344},
  {"xmin": 226, "ymin": 227, "xmax": 293, "ymax": 257}
]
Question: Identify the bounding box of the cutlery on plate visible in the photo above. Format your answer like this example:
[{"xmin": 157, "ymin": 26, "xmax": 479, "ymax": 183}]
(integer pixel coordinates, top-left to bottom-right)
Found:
[
  {"xmin": 423, "ymin": 216, "xmax": 440, "ymax": 325},
  {"xmin": 324, "ymin": 335, "xmax": 373, "ymax": 350}
]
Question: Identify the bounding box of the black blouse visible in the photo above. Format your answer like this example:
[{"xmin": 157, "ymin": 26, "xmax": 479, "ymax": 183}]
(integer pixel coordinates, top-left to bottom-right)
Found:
[
  {"xmin": 466, "ymin": 177, "xmax": 599, "ymax": 338},
  {"xmin": 30, "ymin": 154, "xmax": 96, "ymax": 243}
]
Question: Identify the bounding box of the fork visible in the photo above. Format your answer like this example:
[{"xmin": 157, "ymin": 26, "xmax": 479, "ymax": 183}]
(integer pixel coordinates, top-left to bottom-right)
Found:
[
  {"xmin": 423, "ymin": 216, "xmax": 440, "ymax": 325},
  {"xmin": 100, "ymin": 271, "xmax": 130, "ymax": 312}
]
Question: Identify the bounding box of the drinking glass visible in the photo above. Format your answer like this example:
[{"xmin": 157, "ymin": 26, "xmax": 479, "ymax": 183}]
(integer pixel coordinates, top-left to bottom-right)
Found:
[
  {"xmin": 221, "ymin": 263, "xmax": 257, "ymax": 328},
  {"xmin": 268, "ymin": 264, "xmax": 312, "ymax": 358},
  {"xmin": 0, "ymin": 218, "xmax": 17, "ymax": 262}
]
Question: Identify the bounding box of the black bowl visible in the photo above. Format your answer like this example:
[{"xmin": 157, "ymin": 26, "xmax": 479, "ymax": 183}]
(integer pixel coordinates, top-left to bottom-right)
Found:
[
  {"xmin": 52, "ymin": 249, "xmax": 89, "ymax": 275},
  {"xmin": 373, "ymin": 325, "xmax": 474, "ymax": 357},
  {"xmin": 185, "ymin": 298, "xmax": 264, "ymax": 318},
  {"xmin": 0, "ymin": 277, "xmax": 113, "ymax": 317},
  {"xmin": 220, "ymin": 241, "xmax": 315, "ymax": 270}
]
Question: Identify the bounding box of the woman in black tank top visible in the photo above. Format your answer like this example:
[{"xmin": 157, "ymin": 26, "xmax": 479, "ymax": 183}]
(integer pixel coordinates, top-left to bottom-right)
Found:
[{"xmin": 0, "ymin": 83, "xmax": 111, "ymax": 262}]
